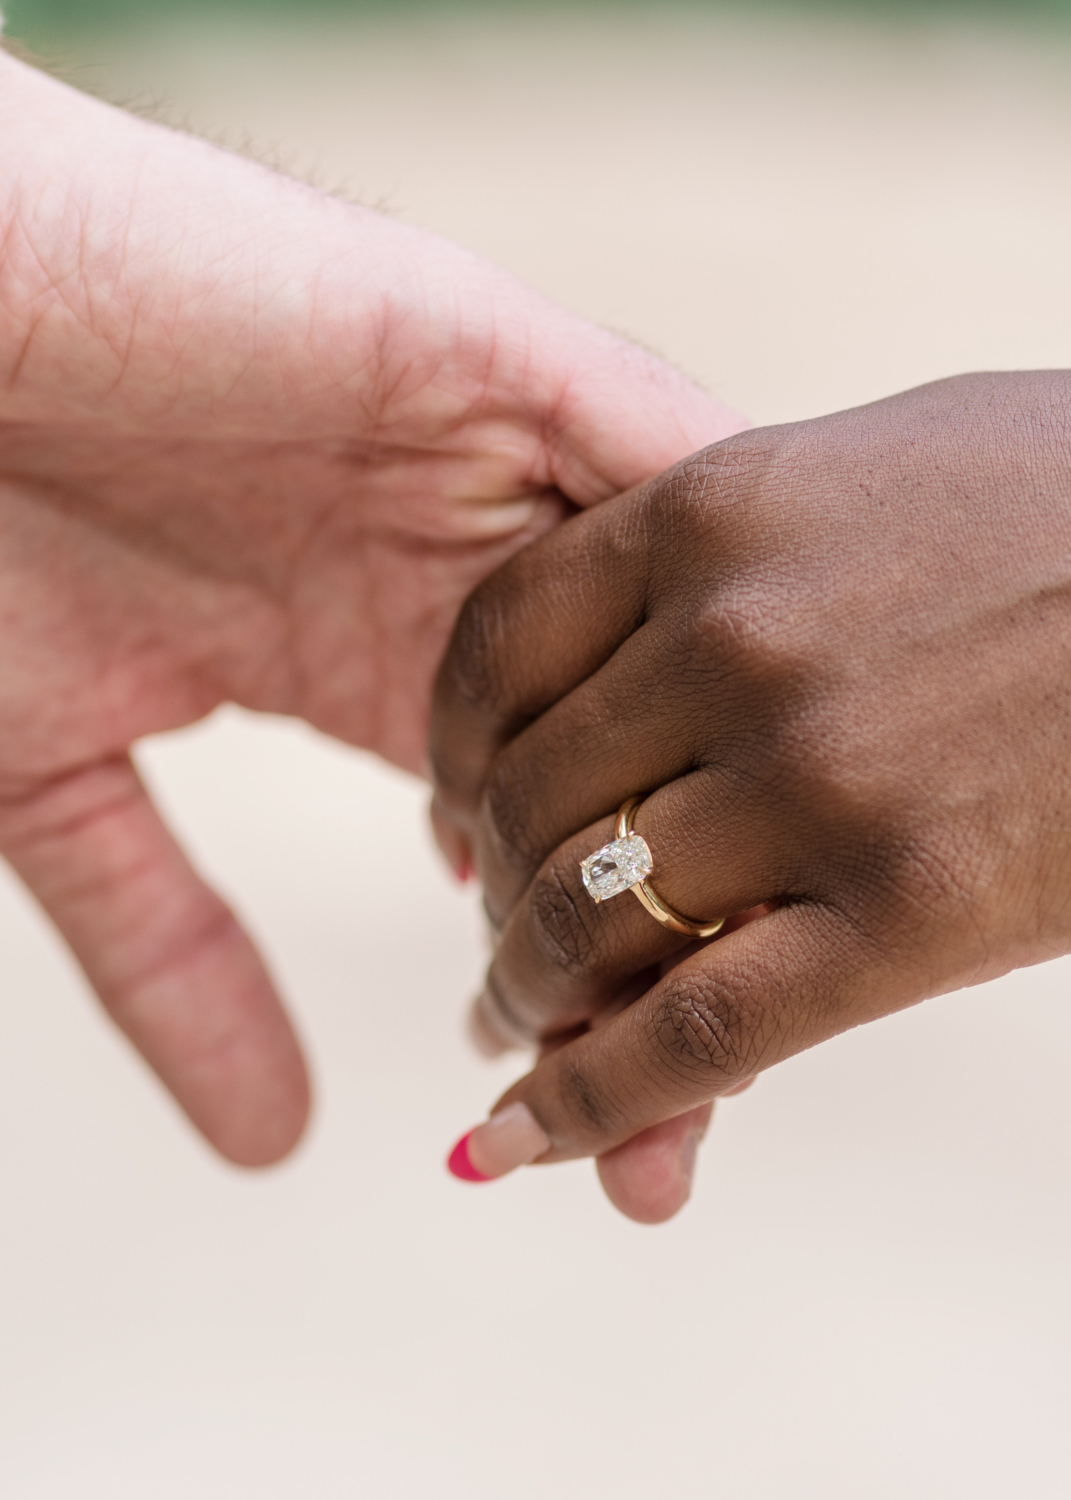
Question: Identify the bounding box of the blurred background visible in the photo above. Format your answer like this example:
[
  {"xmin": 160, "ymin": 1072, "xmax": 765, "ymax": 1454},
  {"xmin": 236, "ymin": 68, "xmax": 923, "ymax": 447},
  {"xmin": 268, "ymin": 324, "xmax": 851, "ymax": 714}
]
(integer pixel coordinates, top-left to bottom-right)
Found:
[{"xmin": 2, "ymin": 2, "xmax": 1071, "ymax": 1496}]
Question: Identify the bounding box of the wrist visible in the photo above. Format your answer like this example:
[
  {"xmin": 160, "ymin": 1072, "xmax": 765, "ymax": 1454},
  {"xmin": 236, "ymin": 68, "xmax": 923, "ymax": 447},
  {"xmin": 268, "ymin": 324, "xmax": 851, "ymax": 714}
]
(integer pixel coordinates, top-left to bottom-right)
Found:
[{"xmin": 0, "ymin": 52, "xmax": 415, "ymax": 436}]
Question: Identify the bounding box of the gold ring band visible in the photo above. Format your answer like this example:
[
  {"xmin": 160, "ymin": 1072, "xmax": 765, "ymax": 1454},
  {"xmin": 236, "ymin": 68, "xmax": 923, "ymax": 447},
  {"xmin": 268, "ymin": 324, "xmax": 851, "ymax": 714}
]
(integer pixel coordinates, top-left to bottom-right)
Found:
[{"xmin": 615, "ymin": 797, "xmax": 726, "ymax": 939}]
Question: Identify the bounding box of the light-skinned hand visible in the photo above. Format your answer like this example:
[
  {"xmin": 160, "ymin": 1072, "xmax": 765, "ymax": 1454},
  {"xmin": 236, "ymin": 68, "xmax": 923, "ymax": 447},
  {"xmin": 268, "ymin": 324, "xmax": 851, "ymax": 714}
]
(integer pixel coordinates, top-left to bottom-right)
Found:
[{"xmin": 0, "ymin": 49, "xmax": 743, "ymax": 1165}]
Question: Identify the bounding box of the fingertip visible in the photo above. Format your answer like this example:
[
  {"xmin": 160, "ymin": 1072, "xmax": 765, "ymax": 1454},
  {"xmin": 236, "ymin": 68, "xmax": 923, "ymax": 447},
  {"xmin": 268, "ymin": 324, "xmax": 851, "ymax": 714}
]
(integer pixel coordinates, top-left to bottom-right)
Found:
[
  {"xmin": 0, "ymin": 755, "xmax": 313, "ymax": 1171},
  {"xmin": 595, "ymin": 1104, "xmax": 712, "ymax": 1225},
  {"xmin": 447, "ymin": 1104, "xmax": 550, "ymax": 1183},
  {"xmin": 205, "ymin": 1047, "xmax": 312, "ymax": 1168},
  {"xmin": 446, "ymin": 1131, "xmax": 492, "ymax": 1183},
  {"xmin": 467, "ymin": 994, "xmax": 513, "ymax": 1058},
  {"xmin": 429, "ymin": 797, "xmax": 475, "ymax": 884}
]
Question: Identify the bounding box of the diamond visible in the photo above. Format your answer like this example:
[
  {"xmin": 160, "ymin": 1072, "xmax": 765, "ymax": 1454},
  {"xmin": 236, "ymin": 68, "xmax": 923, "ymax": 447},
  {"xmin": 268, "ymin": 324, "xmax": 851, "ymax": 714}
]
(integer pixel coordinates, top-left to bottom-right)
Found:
[{"xmin": 580, "ymin": 833, "xmax": 654, "ymax": 903}]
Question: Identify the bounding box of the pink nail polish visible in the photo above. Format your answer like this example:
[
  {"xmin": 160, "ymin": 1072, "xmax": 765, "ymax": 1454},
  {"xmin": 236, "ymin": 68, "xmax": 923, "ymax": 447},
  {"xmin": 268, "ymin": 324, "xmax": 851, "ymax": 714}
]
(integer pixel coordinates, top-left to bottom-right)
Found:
[
  {"xmin": 447, "ymin": 1131, "xmax": 492, "ymax": 1183},
  {"xmin": 448, "ymin": 1103, "xmax": 551, "ymax": 1183},
  {"xmin": 453, "ymin": 860, "xmax": 474, "ymax": 884}
]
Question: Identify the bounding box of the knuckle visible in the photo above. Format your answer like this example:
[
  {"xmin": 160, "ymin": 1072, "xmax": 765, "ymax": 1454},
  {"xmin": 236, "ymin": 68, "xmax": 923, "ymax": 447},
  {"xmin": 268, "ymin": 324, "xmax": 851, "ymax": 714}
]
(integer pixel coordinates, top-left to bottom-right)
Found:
[
  {"xmin": 483, "ymin": 759, "xmax": 541, "ymax": 871},
  {"xmin": 641, "ymin": 427, "xmax": 784, "ymax": 541},
  {"xmin": 558, "ymin": 1054, "xmax": 624, "ymax": 1135},
  {"xmin": 528, "ymin": 865, "xmax": 600, "ymax": 979},
  {"xmin": 691, "ymin": 585, "xmax": 808, "ymax": 701},
  {"xmin": 859, "ymin": 820, "xmax": 989, "ymax": 954},
  {"xmin": 480, "ymin": 972, "xmax": 537, "ymax": 1046},
  {"xmin": 804, "ymin": 766, "xmax": 984, "ymax": 936},
  {"xmin": 426, "ymin": 740, "xmax": 471, "ymax": 814},
  {"xmin": 650, "ymin": 973, "xmax": 759, "ymax": 1082},
  {"xmin": 894, "ymin": 819, "xmax": 980, "ymax": 909},
  {"xmin": 441, "ymin": 581, "xmax": 509, "ymax": 714}
]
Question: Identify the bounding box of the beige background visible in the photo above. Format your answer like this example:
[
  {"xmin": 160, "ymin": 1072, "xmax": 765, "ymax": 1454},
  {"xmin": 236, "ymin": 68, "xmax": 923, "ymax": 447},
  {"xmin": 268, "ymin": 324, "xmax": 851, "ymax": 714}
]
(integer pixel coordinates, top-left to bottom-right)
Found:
[{"xmin": 2, "ymin": 8, "xmax": 1071, "ymax": 1496}]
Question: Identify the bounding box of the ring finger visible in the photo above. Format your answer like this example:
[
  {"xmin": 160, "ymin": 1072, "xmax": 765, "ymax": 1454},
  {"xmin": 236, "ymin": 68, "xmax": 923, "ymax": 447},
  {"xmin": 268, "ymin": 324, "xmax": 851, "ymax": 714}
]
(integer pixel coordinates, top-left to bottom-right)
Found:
[{"xmin": 475, "ymin": 767, "xmax": 805, "ymax": 1050}]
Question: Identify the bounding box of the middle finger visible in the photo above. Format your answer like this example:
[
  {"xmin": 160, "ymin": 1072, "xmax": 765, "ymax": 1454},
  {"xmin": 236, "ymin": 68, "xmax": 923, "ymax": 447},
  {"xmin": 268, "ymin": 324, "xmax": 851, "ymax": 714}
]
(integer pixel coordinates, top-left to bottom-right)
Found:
[{"xmin": 473, "ymin": 613, "xmax": 774, "ymax": 929}]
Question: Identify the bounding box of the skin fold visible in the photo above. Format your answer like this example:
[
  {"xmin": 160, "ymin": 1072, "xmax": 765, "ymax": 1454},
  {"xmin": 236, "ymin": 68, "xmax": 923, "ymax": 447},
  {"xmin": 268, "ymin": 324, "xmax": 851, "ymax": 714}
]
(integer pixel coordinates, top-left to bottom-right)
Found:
[
  {"xmin": 0, "ymin": 50, "xmax": 744, "ymax": 1168},
  {"xmin": 431, "ymin": 372, "xmax": 1071, "ymax": 1221}
]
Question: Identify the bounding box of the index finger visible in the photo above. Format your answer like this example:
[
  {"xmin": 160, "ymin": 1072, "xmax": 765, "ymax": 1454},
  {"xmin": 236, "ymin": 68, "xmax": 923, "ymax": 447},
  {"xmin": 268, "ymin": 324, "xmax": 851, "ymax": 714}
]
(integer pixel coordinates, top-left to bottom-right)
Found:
[
  {"xmin": 446, "ymin": 898, "xmax": 883, "ymax": 1183},
  {"xmin": 429, "ymin": 488, "xmax": 649, "ymax": 832}
]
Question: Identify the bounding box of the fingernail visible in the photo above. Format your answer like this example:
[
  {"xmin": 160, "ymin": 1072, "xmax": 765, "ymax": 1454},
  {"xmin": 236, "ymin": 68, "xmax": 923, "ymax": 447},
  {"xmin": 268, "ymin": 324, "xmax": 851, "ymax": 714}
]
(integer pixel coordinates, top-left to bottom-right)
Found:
[
  {"xmin": 453, "ymin": 859, "xmax": 474, "ymax": 884},
  {"xmin": 447, "ymin": 1102, "xmax": 551, "ymax": 1183},
  {"xmin": 678, "ymin": 1102, "xmax": 715, "ymax": 1191},
  {"xmin": 447, "ymin": 1131, "xmax": 492, "ymax": 1182},
  {"xmin": 677, "ymin": 1128, "xmax": 702, "ymax": 1187},
  {"xmin": 467, "ymin": 997, "xmax": 510, "ymax": 1059}
]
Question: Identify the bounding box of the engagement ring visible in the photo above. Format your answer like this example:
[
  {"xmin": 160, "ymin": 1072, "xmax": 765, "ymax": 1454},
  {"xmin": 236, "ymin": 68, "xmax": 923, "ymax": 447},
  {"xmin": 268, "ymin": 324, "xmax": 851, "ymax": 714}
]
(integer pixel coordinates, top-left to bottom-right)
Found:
[{"xmin": 579, "ymin": 796, "xmax": 726, "ymax": 939}]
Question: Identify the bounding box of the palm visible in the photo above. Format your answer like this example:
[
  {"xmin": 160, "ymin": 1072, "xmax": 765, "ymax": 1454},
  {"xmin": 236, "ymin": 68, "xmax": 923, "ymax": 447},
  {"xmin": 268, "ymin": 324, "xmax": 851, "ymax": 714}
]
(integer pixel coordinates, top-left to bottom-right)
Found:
[
  {"xmin": 0, "ymin": 420, "xmax": 564, "ymax": 780},
  {"xmin": 0, "ymin": 51, "xmax": 743, "ymax": 1165}
]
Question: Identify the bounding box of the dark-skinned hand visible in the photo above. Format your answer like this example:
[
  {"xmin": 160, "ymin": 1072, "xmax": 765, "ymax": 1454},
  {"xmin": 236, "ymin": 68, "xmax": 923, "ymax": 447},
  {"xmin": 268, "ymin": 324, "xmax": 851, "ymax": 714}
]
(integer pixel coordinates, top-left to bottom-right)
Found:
[{"xmin": 432, "ymin": 371, "xmax": 1071, "ymax": 1221}]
